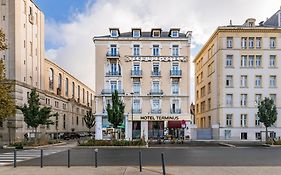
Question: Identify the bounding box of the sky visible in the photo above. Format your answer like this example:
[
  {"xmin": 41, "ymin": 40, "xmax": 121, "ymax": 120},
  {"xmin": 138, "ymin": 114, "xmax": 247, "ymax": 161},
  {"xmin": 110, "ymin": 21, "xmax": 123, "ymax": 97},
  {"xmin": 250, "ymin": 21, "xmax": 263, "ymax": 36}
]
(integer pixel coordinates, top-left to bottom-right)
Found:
[{"xmin": 33, "ymin": 0, "xmax": 281, "ymax": 102}]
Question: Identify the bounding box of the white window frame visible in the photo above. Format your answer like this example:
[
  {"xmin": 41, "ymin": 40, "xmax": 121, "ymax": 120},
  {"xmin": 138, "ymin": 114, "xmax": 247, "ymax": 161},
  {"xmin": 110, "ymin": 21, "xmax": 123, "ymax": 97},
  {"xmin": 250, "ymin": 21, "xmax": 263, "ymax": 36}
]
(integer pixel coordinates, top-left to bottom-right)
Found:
[
  {"xmin": 269, "ymin": 75, "xmax": 276, "ymax": 88},
  {"xmin": 241, "ymin": 94, "xmax": 247, "ymax": 107},
  {"xmin": 132, "ymin": 30, "xmax": 140, "ymax": 37},
  {"xmin": 226, "ymin": 94, "xmax": 233, "ymax": 106},
  {"xmin": 240, "ymin": 75, "xmax": 247, "ymax": 88},
  {"xmin": 226, "ymin": 37, "xmax": 233, "ymax": 48},
  {"xmin": 269, "ymin": 55, "xmax": 276, "ymax": 67},
  {"xmin": 255, "ymin": 75, "xmax": 262, "ymax": 88},
  {"xmin": 171, "ymin": 30, "xmax": 179, "ymax": 37},
  {"xmin": 226, "ymin": 55, "xmax": 233, "ymax": 67},
  {"xmin": 226, "ymin": 114, "xmax": 232, "ymax": 127},
  {"xmin": 111, "ymin": 30, "xmax": 118, "ymax": 37}
]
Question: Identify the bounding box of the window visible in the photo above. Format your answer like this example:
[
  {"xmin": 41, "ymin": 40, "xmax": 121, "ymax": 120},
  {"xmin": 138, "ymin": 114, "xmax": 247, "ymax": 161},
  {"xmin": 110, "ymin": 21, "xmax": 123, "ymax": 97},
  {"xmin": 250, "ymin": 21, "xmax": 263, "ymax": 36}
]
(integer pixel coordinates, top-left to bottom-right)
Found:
[
  {"xmin": 208, "ymin": 98, "xmax": 211, "ymax": 110},
  {"xmin": 241, "ymin": 132, "xmax": 247, "ymax": 140},
  {"xmin": 152, "ymin": 45, "xmax": 160, "ymax": 56},
  {"xmin": 171, "ymin": 30, "xmax": 179, "ymax": 37},
  {"xmin": 49, "ymin": 68, "xmax": 54, "ymax": 90},
  {"xmin": 90, "ymin": 94, "xmax": 93, "ymax": 106},
  {"xmin": 87, "ymin": 91, "xmax": 89, "ymax": 105},
  {"xmin": 172, "ymin": 45, "xmax": 179, "ymax": 56},
  {"xmin": 133, "ymin": 44, "xmax": 140, "ymax": 56},
  {"xmin": 76, "ymin": 116, "xmax": 79, "ymax": 126},
  {"xmin": 171, "ymin": 99, "xmax": 180, "ymax": 113},
  {"xmin": 30, "ymin": 41, "xmax": 33, "ymax": 56},
  {"xmin": 240, "ymin": 75, "xmax": 247, "ymax": 88},
  {"xmin": 77, "ymin": 85, "xmax": 80, "ymax": 101},
  {"xmin": 240, "ymin": 114, "xmax": 247, "ymax": 127},
  {"xmin": 110, "ymin": 44, "xmax": 118, "ymax": 56},
  {"xmin": 269, "ymin": 75, "xmax": 276, "ymax": 88},
  {"xmin": 152, "ymin": 81, "xmax": 160, "ymax": 92},
  {"xmin": 172, "ymin": 81, "xmax": 179, "ymax": 95},
  {"xmin": 226, "ymin": 37, "xmax": 233, "ymax": 48},
  {"xmin": 200, "ymin": 86, "xmax": 205, "ymax": 97},
  {"xmin": 2, "ymin": 15, "xmax": 5, "ymax": 21},
  {"xmin": 249, "ymin": 37, "xmax": 254, "ymax": 49},
  {"xmin": 152, "ymin": 98, "xmax": 160, "ymax": 113},
  {"xmin": 226, "ymin": 114, "xmax": 232, "ymax": 127},
  {"xmin": 269, "ymin": 55, "xmax": 276, "ymax": 67},
  {"xmin": 152, "ymin": 63, "xmax": 160, "ymax": 75},
  {"xmin": 133, "ymin": 30, "xmax": 140, "ymax": 37},
  {"xmin": 133, "ymin": 99, "xmax": 141, "ymax": 113},
  {"xmin": 200, "ymin": 101, "xmax": 205, "ymax": 113},
  {"xmin": 226, "ymin": 75, "xmax": 233, "ymax": 87},
  {"xmin": 133, "ymin": 80, "xmax": 140, "ymax": 94},
  {"xmin": 1, "ymin": 0, "xmax": 6, "ymax": 5},
  {"xmin": 270, "ymin": 94, "xmax": 276, "ymax": 104},
  {"xmin": 82, "ymin": 88, "xmax": 85, "ymax": 103},
  {"xmin": 241, "ymin": 94, "xmax": 247, "ymax": 107},
  {"xmin": 65, "ymin": 78, "xmax": 69, "ymax": 96},
  {"xmin": 241, "ymin": 37, "xmax": 247, "ymax": 49},
  {"xmin": 255, "ymin": 75, "xmax": 262, "ymax": 88},
  {"xmin": 256, "ymin": 37, "xmax": 262, "ymax": 48},
  {"xmin": 255, "ymin": 114, "xmax": 260, "ymax": 126},
  {"xmin": 241, "ymin": 55, "xmax": 247, "ymax": 67},
  {"xmin": 226, "ymin": 94, "xmax": 233, "ymax": 106},
  {"xmin": 226, "ymin": 55, "xmax": 233, "ymax": 67},
  {"xmin": 110, "ymin": 30, "xmax": 118, "ymax": 37},
  {"xmin": 256, "ymin": 55, "xmax": 262, "ymax": 67},
  {"xmin": 255, "ymin": 132, "xmax": 261, "ymax": 140},
  {"xmin": 72, "ymin": 82, "xmax": 75, "ymax": 98},
  {"xmin": 152, "ymin": 31, "xmax": 160, "ymax": 37},
  {"xmin": 270, "ymin": 37, "xmax": 276, "ymax": 48},
  {"xmin": 58, "ymin": 73, "xmax": 62, "ymax": 90},
  {"xmin": 196, "ymin": 90, "xmax": 199, "ymax": 99},
  {"xmin": 248, "ymin": 55, "xmax": 254, "ymax": 67},
  {"xmin": 255, "ymin": 94, "xmax": 262, "ymax": 105},
  {"xmin": 110, "ymin": 81, "xmax": 117, "ymax": 92},
  {"xmin": 208, "ymin": 82, "xmax": 211, "ymax": 94}
]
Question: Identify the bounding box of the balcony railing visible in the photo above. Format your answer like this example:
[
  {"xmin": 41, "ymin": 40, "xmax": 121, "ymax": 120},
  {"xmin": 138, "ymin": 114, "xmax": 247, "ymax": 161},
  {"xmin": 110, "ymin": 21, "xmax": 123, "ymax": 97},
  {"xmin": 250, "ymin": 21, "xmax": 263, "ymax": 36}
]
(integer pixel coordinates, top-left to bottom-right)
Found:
[
  {"xmin": 106, "ymin": 51, "xmax": 120, "ymax": 58},
  {"xmin": 131, "ymin": 70, "xmax": 143, "ymax": 78},
  {"xmin": 170, "ymin": 109, "xmax": 181, "ymax": 114},
  {"xmin": 149, "ymin": 89, "xmax": 163, "ymax": 95},
  {"xmin": 151, "ymin": 109, "xmax": 161, "ymax": 114},
  {"xmin": 151, "ymin": 71, "xmax": 161, "ymax": 77},
  {"xmin": 133, "ymin": 108, "xmax": 142, "ymax": 114},
  {"xmin": 170, "ymin": 70, "xmax": 182, "ymax": 77},
  {"xmin": 105, "ymin": 71, "xmax": 121, "ymax": 77},
  {"xmin": 101, "ymin": 89, "xmax": 125, "ymax": 94}
]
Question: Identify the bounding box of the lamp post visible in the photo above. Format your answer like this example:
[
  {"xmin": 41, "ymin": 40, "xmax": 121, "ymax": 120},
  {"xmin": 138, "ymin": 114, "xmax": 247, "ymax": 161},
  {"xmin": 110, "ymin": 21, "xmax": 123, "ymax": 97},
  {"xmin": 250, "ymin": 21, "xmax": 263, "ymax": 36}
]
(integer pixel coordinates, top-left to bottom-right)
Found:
[{"xmin": 130, "ymin": 92, "xmax": 134, "ymax": 140}]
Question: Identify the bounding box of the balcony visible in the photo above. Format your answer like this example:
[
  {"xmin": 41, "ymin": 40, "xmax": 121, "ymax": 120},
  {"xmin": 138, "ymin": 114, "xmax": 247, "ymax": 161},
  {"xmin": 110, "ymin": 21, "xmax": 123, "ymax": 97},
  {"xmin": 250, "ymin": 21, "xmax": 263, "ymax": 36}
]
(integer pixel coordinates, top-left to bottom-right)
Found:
[
  {"xmin": 151, "ymin": 71, "xmax": 161, "ymax": 77},
  {"xmin": 105, "ymin": 71, "xmax": 121, "ymax": 77},
  {"xmin": 106, "ymin": 51, "xmax": 120, "ymax": 59},
  {"xmin": 131, "ymin": 70, "xmax": 143, "ymax": 78},
  {"xmin": 170, "ymin": 109, "xmax": 181, "ymax": 114},
  {"xmin": 149, "ymin": 89, "xmax": 163, "ymax": 96},
  {"xmin": 133, "ymin": 108, "xmax": 142, "ymax": 114},
  {"xmin": 151, "ymin": 109, "xmax": 161, "ymax": 114},
  {"xmin": 101, "ymin": 89, "xmax": 125, "ymax": 95},
  {"xmin": 170, "ymin": 70, "xmax": 182, "ymax": 78}
]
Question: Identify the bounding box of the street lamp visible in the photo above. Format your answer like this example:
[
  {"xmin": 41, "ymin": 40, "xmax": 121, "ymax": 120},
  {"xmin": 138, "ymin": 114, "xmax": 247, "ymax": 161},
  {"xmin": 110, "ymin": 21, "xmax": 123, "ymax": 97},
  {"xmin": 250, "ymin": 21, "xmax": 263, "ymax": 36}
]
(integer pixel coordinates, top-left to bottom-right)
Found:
[{"xmin": 130, "ymin": 92, "xmax": 134, "ymax": 140}]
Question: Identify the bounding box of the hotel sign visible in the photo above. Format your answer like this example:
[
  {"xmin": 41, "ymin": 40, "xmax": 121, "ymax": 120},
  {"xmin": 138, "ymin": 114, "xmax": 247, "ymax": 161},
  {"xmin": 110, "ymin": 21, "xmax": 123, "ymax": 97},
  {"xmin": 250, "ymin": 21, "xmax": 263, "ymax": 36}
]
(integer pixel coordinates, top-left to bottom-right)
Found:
[
  {"xmin": 125, "ymin": 56, "xmax": 188, "ymax": 62},
  {"xmin": 128, "ymin": 115, "xmax": 191, "ymax": 121}
]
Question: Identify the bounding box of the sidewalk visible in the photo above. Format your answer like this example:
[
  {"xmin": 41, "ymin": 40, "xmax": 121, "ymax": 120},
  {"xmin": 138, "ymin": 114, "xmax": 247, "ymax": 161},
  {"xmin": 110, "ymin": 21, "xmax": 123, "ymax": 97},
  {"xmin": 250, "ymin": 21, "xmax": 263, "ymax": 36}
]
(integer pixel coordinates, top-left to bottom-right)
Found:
[{"xmin": 1, "ymin": 166, "xmax": 281, "ymax": 175}]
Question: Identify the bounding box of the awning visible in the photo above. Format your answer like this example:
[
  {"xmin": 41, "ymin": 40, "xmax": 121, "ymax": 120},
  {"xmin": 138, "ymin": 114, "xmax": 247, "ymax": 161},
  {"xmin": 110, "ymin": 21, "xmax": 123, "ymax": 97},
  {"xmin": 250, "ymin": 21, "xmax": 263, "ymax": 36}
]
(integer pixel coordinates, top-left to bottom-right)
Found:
[{"xmin": 168, "ymin": 121, "xmax": 182, "ymax": 128}]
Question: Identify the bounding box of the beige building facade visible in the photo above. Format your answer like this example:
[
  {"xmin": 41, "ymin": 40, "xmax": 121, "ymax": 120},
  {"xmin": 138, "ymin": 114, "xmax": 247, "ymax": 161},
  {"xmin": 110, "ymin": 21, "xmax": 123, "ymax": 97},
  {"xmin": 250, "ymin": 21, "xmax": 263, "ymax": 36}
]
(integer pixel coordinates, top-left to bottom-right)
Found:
[
  {"xmin": 94, "ymin": 28, "xmax": 192, "ymax": 141},
  {"xmin": 0, "ymin": 0, "xmax": 94, "ymax": 144},
  {"xmin": 194, "ymin": 10, "xmax": 281, "ymax": 140}
]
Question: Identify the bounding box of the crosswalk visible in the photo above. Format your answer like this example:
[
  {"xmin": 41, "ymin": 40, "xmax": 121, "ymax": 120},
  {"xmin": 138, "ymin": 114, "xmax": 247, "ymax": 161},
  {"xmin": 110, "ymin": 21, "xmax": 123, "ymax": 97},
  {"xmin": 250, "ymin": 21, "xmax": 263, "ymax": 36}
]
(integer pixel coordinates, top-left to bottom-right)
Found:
[{"xmin": 0, "ymin": 148, "xmax": 65, "ymax": 166}]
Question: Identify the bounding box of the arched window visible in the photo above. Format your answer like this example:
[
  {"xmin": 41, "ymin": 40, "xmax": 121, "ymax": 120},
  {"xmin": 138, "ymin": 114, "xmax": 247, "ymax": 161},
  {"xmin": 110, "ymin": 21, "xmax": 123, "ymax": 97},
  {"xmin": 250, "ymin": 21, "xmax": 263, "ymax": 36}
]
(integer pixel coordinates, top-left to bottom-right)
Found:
[
  {"xmin": 58, "ymin": 73, "xmax": 62, "ymax": 89},
  {"xmin": 49, "ymin": 68, "xmax": 54, "ymax": 90},
  {"xmin": 72, "ymin": 82, "xmax": 75, "ymax": 98},
  {"xmin": 78, "ymin": 85, "xmax": 80, "ymax": 102},
  {"xmin": 65, "ymin": 78, "xmax": 69, "ymax": 96},
  {"xmin": 82, "ymin": 88, "xmax": 85, "ymax": 103}
]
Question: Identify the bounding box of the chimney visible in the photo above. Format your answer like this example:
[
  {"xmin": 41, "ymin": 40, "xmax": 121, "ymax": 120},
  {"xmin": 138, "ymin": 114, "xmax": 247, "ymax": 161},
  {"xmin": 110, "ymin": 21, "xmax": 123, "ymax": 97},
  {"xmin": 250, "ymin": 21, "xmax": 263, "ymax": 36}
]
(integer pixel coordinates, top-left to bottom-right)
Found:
[{"xmin": 230, "ymin": 20, "xmax": 232, "ymax": 26}]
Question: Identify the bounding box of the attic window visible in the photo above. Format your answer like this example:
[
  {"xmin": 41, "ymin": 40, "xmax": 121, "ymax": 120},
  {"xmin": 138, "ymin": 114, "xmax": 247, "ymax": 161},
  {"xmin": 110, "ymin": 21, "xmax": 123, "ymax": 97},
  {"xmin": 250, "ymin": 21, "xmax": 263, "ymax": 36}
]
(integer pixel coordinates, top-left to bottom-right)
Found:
[
  {"xmin": 153, "ymin": 31, "xmax": 160, "ymax": 37},
  {"xmin": 171, "ymin": 30, "xmax": 179, "ymax": 37},
  {"xmin": 133, "ymin": 30, "xmax": 140, "ymax": 37},
  {"xmin": 111, "ymin": 30, "xmax": 118, "ymax": 37}
]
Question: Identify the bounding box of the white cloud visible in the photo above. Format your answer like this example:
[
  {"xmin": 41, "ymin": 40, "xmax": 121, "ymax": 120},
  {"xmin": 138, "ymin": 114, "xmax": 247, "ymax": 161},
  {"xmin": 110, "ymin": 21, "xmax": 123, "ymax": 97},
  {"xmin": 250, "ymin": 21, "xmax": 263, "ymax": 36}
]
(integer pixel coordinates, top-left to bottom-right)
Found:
[{"xmin": 45, "ymin": 0, "xmax": 281, "ymax": 101}]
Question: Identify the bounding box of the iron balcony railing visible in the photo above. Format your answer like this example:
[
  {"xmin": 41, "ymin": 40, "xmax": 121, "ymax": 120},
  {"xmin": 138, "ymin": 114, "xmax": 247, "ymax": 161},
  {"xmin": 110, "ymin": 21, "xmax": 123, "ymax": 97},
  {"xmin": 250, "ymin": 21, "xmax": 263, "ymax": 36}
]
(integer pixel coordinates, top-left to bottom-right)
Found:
[
  {"xmin": 149, "ymin": 89, "xmax": 163, "ymax": 95},
  {"xmin": 131, "ymin": 70, "xmax": 143, "ymax": 77},
  {"xmin": 151, "ymin": 71, "xmax": 161, "ymax": 77},
  {"xmin": 170, "ymin": 70, "xmax": 182, "ymax": 77},
  {"xmin": 106, "ymin": 51, "xmax": 120, "ymax": 57},
  {"xmin": 101, "ymin": 89, "xmax": 125, "ymax": 94},
  {"xmin": 133, "ymin": 108, "xmax": 142, "ymax": 114},
  {"xmin": 151, "ymin": 109, "xmax": 161, "ymax": 114},
  {"xmin": 105, "ymin": 71, "xmax": 121, "ymax": 76},
  {"xmin": 170, "ymin": 109, "xmax": 181, "ymax": 114}
]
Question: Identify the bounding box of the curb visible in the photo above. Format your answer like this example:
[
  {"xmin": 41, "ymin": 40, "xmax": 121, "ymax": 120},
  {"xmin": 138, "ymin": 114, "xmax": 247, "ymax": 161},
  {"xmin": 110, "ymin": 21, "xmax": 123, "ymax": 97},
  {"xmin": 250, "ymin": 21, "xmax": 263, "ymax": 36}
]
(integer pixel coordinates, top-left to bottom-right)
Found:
[
  {"xmin": 3, "ymin": 142, "xmax": 67, "ymax": 149},
  {"xmin": 219, "ymin": 142, "xmax": 236, "ymax": 148},
  {"xmin": 77, "ymin": 145, "xmax": 148, "ymax": 149}
]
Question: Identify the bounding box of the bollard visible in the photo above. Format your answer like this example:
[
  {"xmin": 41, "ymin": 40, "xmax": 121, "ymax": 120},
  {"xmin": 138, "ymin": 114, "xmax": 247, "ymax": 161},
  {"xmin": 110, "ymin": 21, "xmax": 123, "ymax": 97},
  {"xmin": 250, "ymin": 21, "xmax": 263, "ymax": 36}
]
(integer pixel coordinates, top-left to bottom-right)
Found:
[
  {"xmin": 94, "ymin": 149, "xmax": 98, "ymax": 168},
  {"xmin": 40, "ymin": 149, "xmax": 43, "ymax": 168},
  {"xmin": 13, "ymin": 149, "xmax": 16, "ymax": 168},
  {"xmin": 139, "ymin": 150, "xmax": 142, "ymax": 172},
  {"xmin": 161, "ymin": 152, "xmax": 166, "ymax": 175},
  {"xmin": 67, "ymin": 149, "xmax": 70, "ymax": 168}
]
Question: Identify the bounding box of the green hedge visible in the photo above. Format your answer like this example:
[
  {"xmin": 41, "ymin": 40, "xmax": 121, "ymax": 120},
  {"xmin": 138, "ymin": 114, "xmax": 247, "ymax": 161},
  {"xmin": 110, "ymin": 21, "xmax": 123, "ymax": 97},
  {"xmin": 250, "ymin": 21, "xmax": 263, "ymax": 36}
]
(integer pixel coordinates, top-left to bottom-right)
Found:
[{"xmin": 79, "ymin": 139, "xmax": 146, "ymax": 146}]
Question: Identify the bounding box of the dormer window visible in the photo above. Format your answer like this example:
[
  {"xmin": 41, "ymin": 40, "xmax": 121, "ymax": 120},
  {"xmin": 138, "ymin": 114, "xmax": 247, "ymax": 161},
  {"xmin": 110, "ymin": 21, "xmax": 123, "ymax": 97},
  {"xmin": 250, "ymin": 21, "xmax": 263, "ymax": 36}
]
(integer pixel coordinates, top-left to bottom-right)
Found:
[
  {"xmin": 171, "ymin": 30, "xmax": 179, "ymax": 37},
  {"xmin": 153, "ymin": 31, "xmax": 161, "ymax": 37},
  {"xmin": 133, "ymin": 30, "xmax": 141, "ymax": 37},
  {"xmin": 110, "ymin": 29, "xmax": 119, "ymax": 37}
]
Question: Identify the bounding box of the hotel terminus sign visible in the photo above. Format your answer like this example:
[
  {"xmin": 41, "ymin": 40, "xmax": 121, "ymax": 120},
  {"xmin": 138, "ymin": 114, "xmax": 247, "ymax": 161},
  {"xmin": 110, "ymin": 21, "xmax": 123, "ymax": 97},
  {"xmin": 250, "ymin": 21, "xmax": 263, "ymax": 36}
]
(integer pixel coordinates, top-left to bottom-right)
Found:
[{"xmin": 125, "ymin": 56, "xmax": 188, "ymax": 62}]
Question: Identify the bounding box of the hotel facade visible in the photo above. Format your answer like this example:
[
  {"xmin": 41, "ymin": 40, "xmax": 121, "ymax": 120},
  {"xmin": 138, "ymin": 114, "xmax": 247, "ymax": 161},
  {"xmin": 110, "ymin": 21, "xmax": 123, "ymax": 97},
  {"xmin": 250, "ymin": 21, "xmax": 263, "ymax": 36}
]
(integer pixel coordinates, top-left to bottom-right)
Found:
[
  {"xmin": 0, "ymin": 0, "xmax": 94, "ymax": 144},
  {"xmin": 194, "ymin": 10, "xmax": 281, "ymax": 140},
  {"xmin": 94, "ymin": 28, "xmax": 192, "ymax": 141}
]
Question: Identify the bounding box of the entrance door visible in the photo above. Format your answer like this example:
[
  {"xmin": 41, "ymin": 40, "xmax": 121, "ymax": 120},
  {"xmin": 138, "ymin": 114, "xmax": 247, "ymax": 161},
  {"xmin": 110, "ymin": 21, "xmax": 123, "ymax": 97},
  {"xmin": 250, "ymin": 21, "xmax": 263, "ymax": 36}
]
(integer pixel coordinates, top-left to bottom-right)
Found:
[{"xmin": 132, "ymin": 121, "xmax": 141, "ymax": 139}]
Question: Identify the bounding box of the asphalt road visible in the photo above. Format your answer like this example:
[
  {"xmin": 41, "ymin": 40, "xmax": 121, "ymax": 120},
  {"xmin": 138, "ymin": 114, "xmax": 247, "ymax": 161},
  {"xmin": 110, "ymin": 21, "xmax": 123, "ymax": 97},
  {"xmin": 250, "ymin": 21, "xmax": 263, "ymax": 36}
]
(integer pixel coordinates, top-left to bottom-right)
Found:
[{"xmin": 16, "ymin": 147, "xmax": 281, "ymax": 166}]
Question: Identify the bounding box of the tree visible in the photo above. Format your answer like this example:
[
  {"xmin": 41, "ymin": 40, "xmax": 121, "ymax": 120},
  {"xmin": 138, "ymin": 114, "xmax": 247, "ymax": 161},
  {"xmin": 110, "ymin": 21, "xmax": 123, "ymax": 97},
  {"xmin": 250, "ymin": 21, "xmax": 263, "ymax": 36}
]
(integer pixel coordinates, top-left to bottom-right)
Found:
[
  {"xmin": 257, "ymin": 97, "xmax": 278, "ymax": 142},
  {"xmin": 0, "ymin": 29, "xmax": 15, "ymax": 123},
  {"xmin": 83, "ymin": 110, "xmax": 95, "ymax": 135},
  {"xmin": 106, "ymin": 90, "xmax": 125, "ymax": 129},
  {"xmin": 17, "ymin": 88, "xmax": 58, "ymax": 141}
]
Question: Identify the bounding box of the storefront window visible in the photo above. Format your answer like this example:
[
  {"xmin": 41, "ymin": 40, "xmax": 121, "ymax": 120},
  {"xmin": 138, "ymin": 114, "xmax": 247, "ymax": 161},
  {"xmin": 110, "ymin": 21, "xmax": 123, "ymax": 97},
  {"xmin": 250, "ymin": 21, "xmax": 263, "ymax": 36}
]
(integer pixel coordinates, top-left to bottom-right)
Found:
[
  {"xmin": 148, "ymin": 121, "xmax": 164, "ymax": 139},
  {"xmin": 132, "ymin": 121, "xmax": 141, "ymax": 139}
]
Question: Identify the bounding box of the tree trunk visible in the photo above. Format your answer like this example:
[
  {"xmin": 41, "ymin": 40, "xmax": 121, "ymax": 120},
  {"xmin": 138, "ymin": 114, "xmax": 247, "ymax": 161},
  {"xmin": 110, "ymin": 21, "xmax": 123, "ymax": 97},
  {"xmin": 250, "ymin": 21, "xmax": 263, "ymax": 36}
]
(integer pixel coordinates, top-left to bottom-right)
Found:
[
  {"xmin": 265, "ymin": 127, "xmax": 268, "ymax": 143},
  {"xmin": 35, "ymin": 127, "xmax": 38, "ymax": 144}
]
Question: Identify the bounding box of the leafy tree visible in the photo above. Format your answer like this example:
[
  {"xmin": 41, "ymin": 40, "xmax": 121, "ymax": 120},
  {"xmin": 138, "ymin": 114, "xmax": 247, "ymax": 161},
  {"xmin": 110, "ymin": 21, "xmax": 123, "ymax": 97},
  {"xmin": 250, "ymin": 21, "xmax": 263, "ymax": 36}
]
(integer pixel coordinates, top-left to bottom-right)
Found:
[
  {"xmin": 106, "ymin": 90, "xmax": 125, "ymax": 129},
  {"xmin": 257, "ymin": 97, "xmax": 278, "ymax": 142},
  {"xmin": 0, "ymin": 29, "xmax": 16, "ymax": 123},
  {"xmin": 17, "ymin": 88, "xmax": 58, "ymax": 141},
  {"xmin": 83, "ymin": 110, "xmax": 95, "ymax": 135}
]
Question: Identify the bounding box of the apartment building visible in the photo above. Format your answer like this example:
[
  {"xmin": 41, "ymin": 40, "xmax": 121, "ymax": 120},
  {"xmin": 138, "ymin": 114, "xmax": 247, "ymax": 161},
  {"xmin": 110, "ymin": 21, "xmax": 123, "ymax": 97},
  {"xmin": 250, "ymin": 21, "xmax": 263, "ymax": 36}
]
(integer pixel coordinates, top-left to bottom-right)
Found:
[
  {"xmin": 94, "ymin": 28, "xmax": 192, "ymax": 141},
  {"xmin": 0, "ymin": 0, "xmax": 94, "ymax": 143},
  {"xmin": 194, "ymin": 9, "xmax": 281, "ymax": 140}
]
